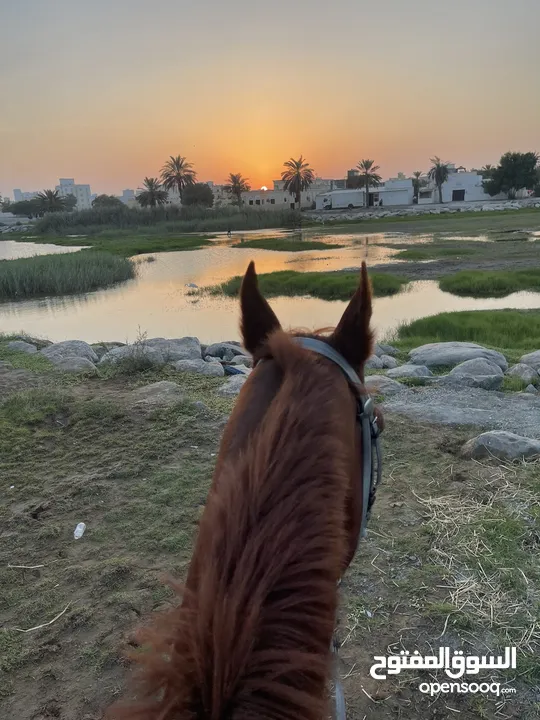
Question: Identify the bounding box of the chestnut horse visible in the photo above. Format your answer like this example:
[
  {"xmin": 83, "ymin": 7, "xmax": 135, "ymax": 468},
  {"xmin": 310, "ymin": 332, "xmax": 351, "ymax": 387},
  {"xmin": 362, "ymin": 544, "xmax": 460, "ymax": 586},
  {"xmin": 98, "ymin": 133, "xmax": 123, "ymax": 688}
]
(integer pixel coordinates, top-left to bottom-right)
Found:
[{"xmin": 109, "ymin": 261, "xmax": 383, "ymax": 720}]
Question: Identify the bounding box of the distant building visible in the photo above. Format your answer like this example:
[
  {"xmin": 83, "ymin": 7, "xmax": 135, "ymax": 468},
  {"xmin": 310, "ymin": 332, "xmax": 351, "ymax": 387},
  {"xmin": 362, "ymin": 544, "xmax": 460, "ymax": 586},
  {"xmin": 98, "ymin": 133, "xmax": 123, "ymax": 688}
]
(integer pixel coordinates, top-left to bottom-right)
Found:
[
  {"xmin": 316, "ymin": 178, "xmax": 414, "ymax": 210},
  {"xmin": 241, "ymin": 178, "xmax": 346, "ymax": 210},
  {"xmin": 13, "ymin": 189, "xmax": 39, "ymax": 202},
  {"xmin": 417, "ymin": 168, "xmax": 504, "ymax": 204},
  {"xmin": 55, "ymin": 178, "xmax": 92, "ymax": 209},
  {"xmin": 120, "ymin": 189, "xmax": 135, "ymax": 204}
]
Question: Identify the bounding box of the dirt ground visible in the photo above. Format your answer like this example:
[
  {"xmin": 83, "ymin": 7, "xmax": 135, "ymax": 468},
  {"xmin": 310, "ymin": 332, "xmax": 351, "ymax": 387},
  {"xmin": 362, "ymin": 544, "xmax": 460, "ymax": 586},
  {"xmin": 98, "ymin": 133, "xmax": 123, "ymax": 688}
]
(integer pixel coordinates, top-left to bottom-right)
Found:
[{"xmin": 1, "ymin": 357, "xmax": 539, "ymax": 720}]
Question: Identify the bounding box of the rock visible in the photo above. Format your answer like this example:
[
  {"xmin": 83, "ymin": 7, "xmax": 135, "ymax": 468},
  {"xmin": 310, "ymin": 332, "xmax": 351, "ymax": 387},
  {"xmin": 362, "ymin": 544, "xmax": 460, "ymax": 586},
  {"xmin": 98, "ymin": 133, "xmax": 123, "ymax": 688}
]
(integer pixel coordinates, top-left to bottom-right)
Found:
[
  {"xmin": 0, "ymin": 361, "xmax": 14, "ymax": 371},
  {"xmin": 443, "ymin": 357, "xmax": 504, "ymax": 390},
  {"xmin": 217, "ymin": 375, "xmax": 248, "ymax": 396},
  {"xmin": 506, "ymin": 363, "xmax": 539, "ymax": 384},
  {"xmin": 206, "ymin": 342, "xmax": 246, "ymax": 359},
  {"xmin": 461, "ymin": 431, "xmax": 540, "ymax": 461},
  {"xmin": 520, "ymin": 350, "xmax": 540, "ymax": 371},
  {"xmin": 365, "ymin": 355, "xmax": 384, "ymax": 370},
  {"xmin": 380, "ymin": 354, "xmax": 398, "ymax": 369},
  {"xmin": 222, "ymin": 349, "xmax": 236, "ymax": 362},
  {"xmin": 192, "ymin": 400, "xmax": 210, "ymax": 412},
  {"xmin": 229, "ymin": 354, "xmax": 253, "ymax": 368},
  {"xmin": 387, "ymin": 364, "xmax": 433, "ymax": 379},
  {"xmin": 364, "ymin": 375, "xmax": 405, "ymax": 397},
  {"xmin": 376, "ymin": 343, "xmax": 399, "ymax": 357},
  {"xmin": 525, "ymin": 384, "xmax": 538, "ymax": 395},
  {"xmin": 173, "ymin": 358, "xmax": 225, "ymax": 377},
  {"xmin": 145, "ymin": 337, "xmax": 201, "ymax": 362},
  {"xmin": 41, "ymin": 340, "xmax": 98, "ymax": 364},
  {"xmin": 7, "ymin": 340, "xmax": 38, "ymax": 354},
  {"xmin": 409, "ymin": 342, "xmax": 508, "ymax": 371},
  {"xmin": 91, "ymin": 342, "xmax": 125, "ymax": 359},
  {"xmin": 53, "ymin": 357, "xmax": 98, "ymax": 376},
  {"xmin": 204, "ymin": 355, "xmax": 222, "ymax": 364},
  {"xmin": 99, "ymin": 344, "xmax": 165, "ymax": 367},
  {"xmin": 130, "ymin": 381, "xmax": 184, "ymax": 408}
]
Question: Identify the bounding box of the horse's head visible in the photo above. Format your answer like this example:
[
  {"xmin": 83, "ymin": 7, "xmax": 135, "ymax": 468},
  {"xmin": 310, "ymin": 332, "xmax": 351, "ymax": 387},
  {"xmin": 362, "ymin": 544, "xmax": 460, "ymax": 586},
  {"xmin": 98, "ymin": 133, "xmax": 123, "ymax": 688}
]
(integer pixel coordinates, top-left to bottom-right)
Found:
[{"xmin": 220, "ymin": 259, "xmax": 384, "ymax": 572}]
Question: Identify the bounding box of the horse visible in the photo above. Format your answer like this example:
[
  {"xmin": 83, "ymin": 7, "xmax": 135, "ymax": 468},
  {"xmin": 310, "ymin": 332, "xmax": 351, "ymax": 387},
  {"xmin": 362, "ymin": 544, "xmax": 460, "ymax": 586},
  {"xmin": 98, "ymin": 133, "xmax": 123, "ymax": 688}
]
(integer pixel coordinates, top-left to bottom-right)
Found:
[{"xmin": 108, "ymin": 260, "xmax": 384, "ymax": 720}]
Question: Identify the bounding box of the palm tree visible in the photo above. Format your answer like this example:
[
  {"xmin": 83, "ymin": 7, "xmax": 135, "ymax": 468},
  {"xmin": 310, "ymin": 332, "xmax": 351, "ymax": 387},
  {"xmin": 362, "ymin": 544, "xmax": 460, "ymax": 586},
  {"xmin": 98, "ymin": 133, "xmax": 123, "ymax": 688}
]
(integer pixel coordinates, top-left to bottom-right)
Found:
[
  {"xmin": 480, "ymin": 164, "xmax": 495, "ymax": 179},
  {"xmin": 281, "ymin": 156, "xmax": 315, "ymax": 207},
  {"xmin": 36, "ymin": 189, "xmax": 67, "ymax": 213},
  {"xmin": 412, "ymin": 171, "xmax": 424, "ymax": 201},
  {"xmin": 428, "ymin": 157, "xmax": 451, "ymax": 204},
  {"xmin": 356, "ymin": 160, "xmax": 382, "ymax": 207},
  {"xmin": 224, "ymin": 173, "xmax": 251, "ymax": 206},
  {"xmin": 136, "ymin": 177, "xmax": 169, "ymax": 208},
  {"xmin": 160, "ymin": 155, "xmax": 197, "ymax": 201}
]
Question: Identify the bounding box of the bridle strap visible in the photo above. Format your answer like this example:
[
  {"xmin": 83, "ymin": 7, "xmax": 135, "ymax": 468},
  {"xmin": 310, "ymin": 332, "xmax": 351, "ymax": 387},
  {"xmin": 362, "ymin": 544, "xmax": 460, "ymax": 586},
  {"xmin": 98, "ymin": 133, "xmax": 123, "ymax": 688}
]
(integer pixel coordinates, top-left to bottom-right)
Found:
[{"xmin": 292, "ymin": 337, "xmax": 380, "ymax": 542}]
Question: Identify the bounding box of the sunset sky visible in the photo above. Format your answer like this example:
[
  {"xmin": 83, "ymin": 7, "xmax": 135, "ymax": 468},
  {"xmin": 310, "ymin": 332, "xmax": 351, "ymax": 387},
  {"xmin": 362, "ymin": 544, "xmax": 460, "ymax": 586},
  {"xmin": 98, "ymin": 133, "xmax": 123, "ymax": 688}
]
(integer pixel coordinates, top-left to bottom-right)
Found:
[{"xmin": 1, "ymin": 0, "xmax": 539, "ymax": 197}]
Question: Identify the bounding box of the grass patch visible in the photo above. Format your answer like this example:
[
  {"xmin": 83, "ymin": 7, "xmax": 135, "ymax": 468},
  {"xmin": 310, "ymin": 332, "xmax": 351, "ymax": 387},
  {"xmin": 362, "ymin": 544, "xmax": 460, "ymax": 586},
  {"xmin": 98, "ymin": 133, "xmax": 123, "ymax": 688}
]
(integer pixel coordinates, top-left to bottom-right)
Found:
[
  {"xmin": 439, "ymin": 268, "xmax": 540, "ymax": 298},
  {"xmin": 209, "ymin": 270, "xmax": 409, "ymax": 301},
  {"xmin": 0, "ymin": 335, "xmax": 54, "ymax": 372},
  {"xmin": 18, "ymin": 232, "xmax": 212, "ymax": 257},
  {"xmin": 393, "ymin": 246, "xmax": 476, "ymax": 261},
  {"xmin": 33, "ymin": 205, "xmax": 301, "ymax": 237},
  {"xmin": 231, "ymin": 238, "xmax": 345, "ymax": 252},
  {"xmin": 0, "ymin": 251, "xmax": 135, "ymax": 299},
  {"xmin": 394, "ymin": 310, "xmax": 540, "ymax": 359}
]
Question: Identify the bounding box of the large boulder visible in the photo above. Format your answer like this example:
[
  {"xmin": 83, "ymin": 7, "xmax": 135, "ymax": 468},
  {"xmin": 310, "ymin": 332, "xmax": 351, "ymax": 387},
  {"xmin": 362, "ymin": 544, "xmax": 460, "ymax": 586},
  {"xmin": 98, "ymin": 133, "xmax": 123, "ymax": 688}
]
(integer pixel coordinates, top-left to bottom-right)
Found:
[
  {"xmin": 206, "ymin": 342, "xmax": 246, "ymax": 359},
  {"xmin": 129, "ymin": 381, "xmax": 184, "ymax": 409},
  {"xmin": 506, "ymin": 363, "xmax": 539, "ymax": 384},
  {"xmin": 145, "ymin": 337, "xmax": 201, "ymax": 362},
  {"xmin": 41, "ymin": 340, "xmax": 98, "ymax": 364},
  {"xmin": 386, "ymin": 364, "xmax": 433, "ymax": 379},
  {"xmin": 461, "ymin": 431, "xmax": 540, "ymax": 461},
  {"xmin": 364, "ymin": 375, "xmax": 405, "ymax": 397},
  {"xmin": 53, "ymin": 357, "xmax": 98, "ymax": 376},
  {"xmin": 7, "ymin": 340, "xmax": 37, "ymax": 354},
  {"xmin": 374, "ymin": 343, "xmax": 398, "ymax": 358},
  {"xmin": 365, "ymin": 355, "xmax": 384, "ymax": 370},
  {"xmin": 520, "ymin": 350, "xmax": 540, "ymax": 371},
  {"xmin": 380, "ymin": 354, "xmax": 398, "ymax": 369},
  {"xmin": 99, "ymin": 344, "xmax": 165, "ymax": 368},
  {"xmin": 444, "ymin": 357, "xmax": 504, "ymax": 390},
  {"xmin": 173, "ymin": 358, "xmax": 225, "ymax": 377},
  {"xmin": 91, "ymin": 342, "xmax": 125, "ymax": 359},
  {"xmin": 217, "ymin": 375, "xmax": 248, "ymax": 396},
  {"xmin": 408, "ymin": 342, "xmax": 508, "ymax": 371},
  {"xmin": 229, "ymin": 354, "xmax": 254, "ymax": 368}
]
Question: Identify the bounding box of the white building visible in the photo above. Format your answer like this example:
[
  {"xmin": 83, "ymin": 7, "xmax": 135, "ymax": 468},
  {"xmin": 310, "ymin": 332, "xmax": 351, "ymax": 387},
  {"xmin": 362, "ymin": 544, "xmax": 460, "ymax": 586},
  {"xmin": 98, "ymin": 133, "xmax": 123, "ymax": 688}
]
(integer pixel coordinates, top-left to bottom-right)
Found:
[
  {"xmin": 55, "ymin": 178, "xmax": 92, "ymax": 209},
  {"xmin": 242, "ymin": 178, "xmax": 346, "ymax": 211},
  {"xmin": 316, "ymin": 178, "xmax": 414, "ymax": 210},
  {"xmin": 13, "ymin": 189, "xmax": 39, "ymax": 202},
  {"xmin": 417, "ymin": 167, "xmax": 505, "ymax": 204}
]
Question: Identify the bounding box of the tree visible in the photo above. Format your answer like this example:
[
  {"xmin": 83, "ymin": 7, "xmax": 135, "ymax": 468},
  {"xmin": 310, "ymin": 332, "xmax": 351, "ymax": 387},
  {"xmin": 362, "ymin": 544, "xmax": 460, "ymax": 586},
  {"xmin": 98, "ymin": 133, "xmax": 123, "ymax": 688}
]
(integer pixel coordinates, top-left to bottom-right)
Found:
[
  {"xmin": 10, "ymin": 199, "xmax": 43, "ymax": 218},
  {"xmin": 483, "ymin": 152, "xmax": 539, "ymax": 199},
  {"xmin": 356, "ymin": 159, "xmax": 382, "ymax": 207},
  {"xmin": 136, "ymin": 178, "xmax": 169, "ymax": 208},
  {"xmin": 160, "ymin": 155, "xmax": 197, "ymax": 201},
  {"xmin": 0, "ymin": 196, "xmax": 10, "ymax": 212},
  {"xmin": 182, "ymin": 183, "xmax": 214, "ymax": 207},
  {"xmin": 428, "ymin": 157, "xmax": 451, "ymax": 204},
  {"xmin": 281, "ymin": 156, "xmax": 315, "ymax": 207},
  {"xmin": 92, "ymin": 194, "xmax": 123, "ymax": 209},
  {"xmin": 64, "ymin": 194, "xmax": 78, "ymax": 211},
  {"xmin": 479, "ymin": 164, "xmax": 495, "ymax": 179},
  {"xmin": 224, "ymin": 173, "xmax": 251, "ymax": 206},
  {"xmin": 36, "ymin": 189, "xmax": 67, "ymax": 213},
  {"xmin": 412, "ymin": 171, "xmax": 425, "ymax": 202}
]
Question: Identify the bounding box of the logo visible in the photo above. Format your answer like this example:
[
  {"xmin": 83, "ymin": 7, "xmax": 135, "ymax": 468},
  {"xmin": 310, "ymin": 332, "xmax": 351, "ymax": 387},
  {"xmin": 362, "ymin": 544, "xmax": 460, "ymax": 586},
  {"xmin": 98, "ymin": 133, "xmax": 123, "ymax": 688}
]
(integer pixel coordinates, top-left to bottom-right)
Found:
[{"xmin": 370, "ymin": 646, "xmax": 517, "ymax": 681}]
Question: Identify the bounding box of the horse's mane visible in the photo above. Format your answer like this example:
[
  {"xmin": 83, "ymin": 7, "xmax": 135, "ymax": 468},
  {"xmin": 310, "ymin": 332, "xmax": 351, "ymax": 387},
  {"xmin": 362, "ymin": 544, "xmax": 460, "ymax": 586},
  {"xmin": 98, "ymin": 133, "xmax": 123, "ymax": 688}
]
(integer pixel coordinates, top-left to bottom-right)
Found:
[{"xmin": 109, "ymin": 330, "xmax": 355, "ymax": 720}]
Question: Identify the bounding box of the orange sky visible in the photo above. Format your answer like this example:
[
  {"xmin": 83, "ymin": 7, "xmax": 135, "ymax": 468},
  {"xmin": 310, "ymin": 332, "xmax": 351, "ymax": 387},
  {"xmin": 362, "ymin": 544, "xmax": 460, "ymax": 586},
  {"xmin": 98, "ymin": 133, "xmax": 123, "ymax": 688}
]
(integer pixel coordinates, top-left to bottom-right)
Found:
[{"xmin": 1, "ymin": 0, "xmax": 539, "ymax": 196}]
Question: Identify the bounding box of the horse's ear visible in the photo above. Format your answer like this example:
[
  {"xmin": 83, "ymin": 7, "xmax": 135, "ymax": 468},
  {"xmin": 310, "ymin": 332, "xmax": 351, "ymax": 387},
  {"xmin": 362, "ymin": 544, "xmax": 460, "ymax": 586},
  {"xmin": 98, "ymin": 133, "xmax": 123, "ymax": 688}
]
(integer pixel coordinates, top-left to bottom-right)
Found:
[
  {"xmin": 240, "ymin": 261, "xmax": 281, "ymax": 354},
  {"xmin": 330, "ymin": 262, "xmax": 374, "ymax": 370}
]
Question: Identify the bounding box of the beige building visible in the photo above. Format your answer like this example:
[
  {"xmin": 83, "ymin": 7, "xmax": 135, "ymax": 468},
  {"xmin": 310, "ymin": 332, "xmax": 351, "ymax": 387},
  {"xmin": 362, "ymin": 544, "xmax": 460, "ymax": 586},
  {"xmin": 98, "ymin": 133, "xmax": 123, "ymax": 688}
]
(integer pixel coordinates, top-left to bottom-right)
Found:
[{"xmin": 240, "ymin": 178, "xmax": 345, "ymax": 210}]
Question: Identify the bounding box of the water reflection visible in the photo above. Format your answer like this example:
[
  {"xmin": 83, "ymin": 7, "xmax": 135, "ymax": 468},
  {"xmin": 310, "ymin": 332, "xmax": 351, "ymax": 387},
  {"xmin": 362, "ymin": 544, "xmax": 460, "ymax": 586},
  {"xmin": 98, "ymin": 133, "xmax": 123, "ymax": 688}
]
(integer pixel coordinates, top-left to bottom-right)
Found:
[
  {"xmin": 1, "ymin": 243, "xmax": 540, "ymax": 343},
  {"xmin": 0, "ymin": 240, "xmax": 86, "ymax": 260}
]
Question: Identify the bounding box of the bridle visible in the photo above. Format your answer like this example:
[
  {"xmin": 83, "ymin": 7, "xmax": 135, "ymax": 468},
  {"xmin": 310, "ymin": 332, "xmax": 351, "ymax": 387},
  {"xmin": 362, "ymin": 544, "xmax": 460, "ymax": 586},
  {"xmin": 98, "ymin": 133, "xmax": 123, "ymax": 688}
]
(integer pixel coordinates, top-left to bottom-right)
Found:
[{"xmin": 292, "ymin": 337, "xmax": 383, "ymax": 720}]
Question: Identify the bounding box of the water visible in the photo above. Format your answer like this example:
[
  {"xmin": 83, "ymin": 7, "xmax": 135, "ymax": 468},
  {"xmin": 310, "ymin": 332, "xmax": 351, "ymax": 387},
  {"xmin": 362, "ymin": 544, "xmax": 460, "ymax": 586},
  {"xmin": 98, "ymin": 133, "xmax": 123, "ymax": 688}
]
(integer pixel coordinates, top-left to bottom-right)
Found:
[{"xmin": 1, "ymin": 233, "xmax": 539, "ymax": 344}]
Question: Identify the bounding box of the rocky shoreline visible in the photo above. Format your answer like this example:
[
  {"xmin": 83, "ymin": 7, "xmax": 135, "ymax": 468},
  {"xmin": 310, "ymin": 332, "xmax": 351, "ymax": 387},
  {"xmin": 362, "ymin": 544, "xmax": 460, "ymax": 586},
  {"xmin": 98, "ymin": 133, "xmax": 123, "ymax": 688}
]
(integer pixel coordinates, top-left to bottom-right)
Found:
[{"xmin": 4, "ymin": 335, "xmax": 540, "ymax": 460}]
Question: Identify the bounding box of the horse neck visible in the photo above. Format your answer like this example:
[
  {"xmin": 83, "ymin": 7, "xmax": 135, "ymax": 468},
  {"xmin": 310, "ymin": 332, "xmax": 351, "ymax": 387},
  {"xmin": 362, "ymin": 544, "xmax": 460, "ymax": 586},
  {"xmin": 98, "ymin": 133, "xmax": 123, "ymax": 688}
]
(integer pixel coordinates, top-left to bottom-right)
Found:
[{"xmin": 185, "ymin": 348, "xmax": 356, "ymax": 719}]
